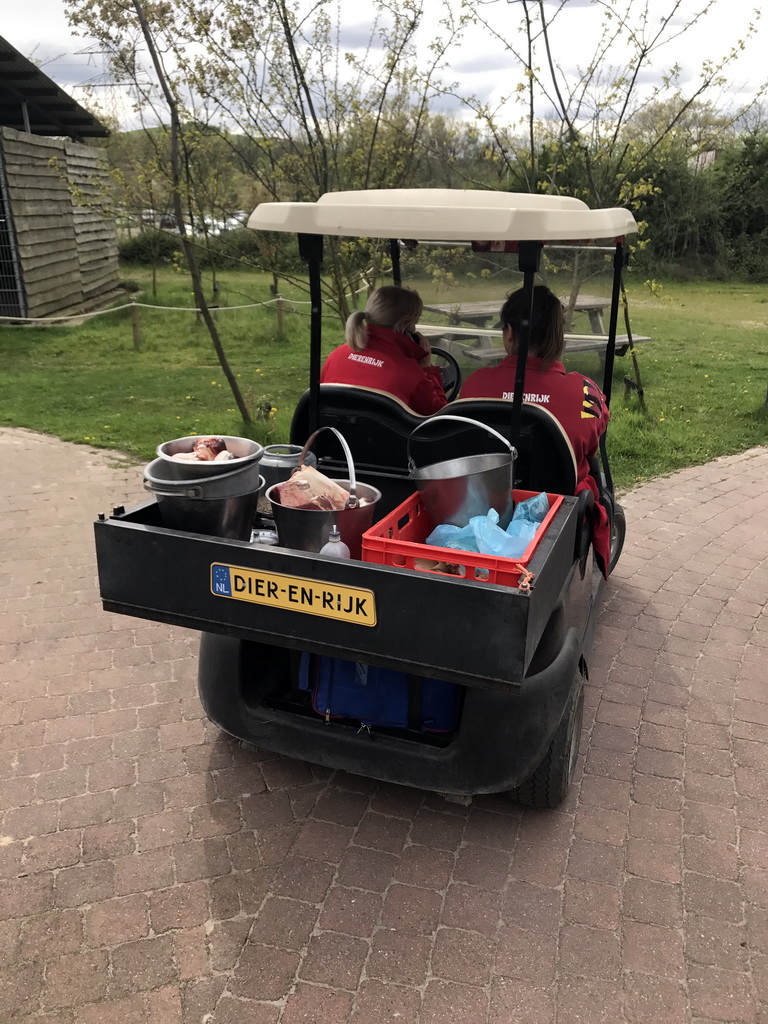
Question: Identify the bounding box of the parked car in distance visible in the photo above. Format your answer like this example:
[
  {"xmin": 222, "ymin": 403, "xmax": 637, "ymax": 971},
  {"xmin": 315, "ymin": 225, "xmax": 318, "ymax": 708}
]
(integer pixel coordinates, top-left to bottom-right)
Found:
[{"xmin": 223, "ymin": 211, "xmax": 249, "ymax": 231}]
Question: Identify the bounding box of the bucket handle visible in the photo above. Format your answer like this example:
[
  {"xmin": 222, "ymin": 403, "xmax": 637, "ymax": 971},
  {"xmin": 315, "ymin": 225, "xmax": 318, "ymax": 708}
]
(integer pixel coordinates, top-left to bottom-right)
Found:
[
  {"xmin": 407, "ymin": 415, "xmax": 516, "ymax": 473},
  {"xmin": 144, "ymin": 481, "xmax": 205, "ymax": 499},
  {"xmin": 298, "ymin": 426, "xmax": 359, "ymax": 509}
]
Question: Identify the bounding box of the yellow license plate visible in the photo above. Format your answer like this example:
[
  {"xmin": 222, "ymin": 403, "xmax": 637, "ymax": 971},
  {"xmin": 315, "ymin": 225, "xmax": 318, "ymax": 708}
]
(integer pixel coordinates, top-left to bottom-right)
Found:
[{"xmin": 210, "ymin": 563, "xmax": 377, "ymax": 626}]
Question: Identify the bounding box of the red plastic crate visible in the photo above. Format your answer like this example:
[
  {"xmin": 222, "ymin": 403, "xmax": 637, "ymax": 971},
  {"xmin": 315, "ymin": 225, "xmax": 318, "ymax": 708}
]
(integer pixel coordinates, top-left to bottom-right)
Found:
[{"xmin": 361, "ymin": 490, "xmax": 564, "ymax": 587}]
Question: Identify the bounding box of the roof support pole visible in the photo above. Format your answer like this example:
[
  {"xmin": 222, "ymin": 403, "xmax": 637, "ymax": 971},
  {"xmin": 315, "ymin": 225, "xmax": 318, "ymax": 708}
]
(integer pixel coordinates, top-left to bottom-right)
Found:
[
  {"xmin": 299, "ymin": 233, "xmax": 324, "ymax": 436},
  {"xmin": 510, "ymin": 241, "xmax": 543, "ymax": 446},
  {"xmin": 602, "ymin": 241, "xmax": 624, "ymax": 407},
  {"xmin": 389, "ymin": 239, "xmax": 401, "ymax": 287},
  {"xmin": 21, "ymin": 101, "xmax": 31, "ymax": 133}
]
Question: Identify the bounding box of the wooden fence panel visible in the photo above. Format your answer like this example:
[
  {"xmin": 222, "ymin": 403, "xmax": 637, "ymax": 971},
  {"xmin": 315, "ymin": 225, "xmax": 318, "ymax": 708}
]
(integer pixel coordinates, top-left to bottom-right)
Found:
[
  {"xmin": 64, "ymin": 139, "xmax": 120, "ymax": 303},
  {"xmin": 1, "ymin": 128, "xmax": 82, "ymax": 316},
  {"xmin": 0, "ymin": 126, "xmax": 120, "ymax": 317}
]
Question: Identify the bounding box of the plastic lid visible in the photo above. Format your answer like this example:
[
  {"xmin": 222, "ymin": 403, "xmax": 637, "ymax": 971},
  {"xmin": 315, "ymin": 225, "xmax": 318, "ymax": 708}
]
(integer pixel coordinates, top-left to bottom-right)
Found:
[{"xmin": 328, "ymin": 525, "xmax": 341, "ymax": 540}]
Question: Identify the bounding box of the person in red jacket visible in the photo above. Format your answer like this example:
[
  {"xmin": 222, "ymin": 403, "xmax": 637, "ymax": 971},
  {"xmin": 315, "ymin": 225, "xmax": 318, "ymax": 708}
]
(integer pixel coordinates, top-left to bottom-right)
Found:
[
  {"xmin": 461, "ymin": 284, "xmax": 612, "ymax": 575},
  {"xmin": 321, "ymin": 285, "xmax": 447, "ymax": 415}
]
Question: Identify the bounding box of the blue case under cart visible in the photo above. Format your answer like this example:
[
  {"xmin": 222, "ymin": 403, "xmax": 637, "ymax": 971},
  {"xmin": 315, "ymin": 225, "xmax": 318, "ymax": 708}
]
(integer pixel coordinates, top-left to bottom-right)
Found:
[{"xmin": 299, "ymin": 654, "xmax": 461, "ymax": 733}]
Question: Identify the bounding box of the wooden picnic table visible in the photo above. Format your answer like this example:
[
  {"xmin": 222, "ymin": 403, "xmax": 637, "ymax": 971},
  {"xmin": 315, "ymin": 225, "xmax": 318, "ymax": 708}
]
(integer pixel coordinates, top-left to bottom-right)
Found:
[
  {"xmin": 421, "ymin": 300, "xmax": 502, "ymax": 329},
  {"xmin": 561, "ymin": 294, "xmax": 609, "ymax": 333},
  {"xmin": 422, "ymin": 294, "xmax": 610, "ymax": 333},
  {"xmin": 418, "ymin": 293, "xmax": 649, "ymax": 367}
]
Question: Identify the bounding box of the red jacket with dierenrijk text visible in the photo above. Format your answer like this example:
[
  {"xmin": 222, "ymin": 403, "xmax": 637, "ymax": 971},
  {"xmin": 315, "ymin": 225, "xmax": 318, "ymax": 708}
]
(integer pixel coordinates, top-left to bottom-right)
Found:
[
  {"xmin": 461, "ymin": 354, "xmax": 612, "ymax": 574},
  {"xmin": 320, "ymin": 324, "xmax": 447, "ymax": 416}
]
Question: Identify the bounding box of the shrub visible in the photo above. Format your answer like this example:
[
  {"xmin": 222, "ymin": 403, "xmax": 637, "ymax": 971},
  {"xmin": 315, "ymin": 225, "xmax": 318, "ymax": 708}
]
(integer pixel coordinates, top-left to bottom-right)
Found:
[
  {"xmin": 118, "ymin": 230, "xmax": 183, "ymax": 264},
  {"xmin": 195, "ymin": 229, "xmax": 264, "ymax": 269},
  {"xmin": 118, "ymin": 278, "xmax": 142, "ymax": 293},
  {"xmin": 727, "ymin": 231, "xmax": 768, "ymax": 282}
]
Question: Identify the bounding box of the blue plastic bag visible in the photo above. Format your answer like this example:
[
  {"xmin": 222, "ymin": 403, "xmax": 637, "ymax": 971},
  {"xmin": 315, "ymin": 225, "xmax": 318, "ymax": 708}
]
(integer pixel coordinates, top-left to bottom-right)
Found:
[
  {"xmin": 426, "ymin": 519, "xmax": 482, "ymax": 552},
  {"xmin": 427, "ymin": 508, "xmax": 521, "ymax": 558},
  {"xmin": 503, "ymin": 491, "xmax": 550, "ymax": 555},
  {"xmin": 510, "ymin": 491, "xmax": 550, "ymax": 525},
  {"xmin": 425, "ymin": 523, "xmax": 465, "ymax": 548},
  {"xmin": 426, "ymin": 493, "xmax": 551, "ymax": 560},
  {"xmin": 471, "ymin": 508, "xmax": 525, "ymax": 557},
  {"xmin": 502, "ymin": 519, "xmax": 537, "ymax": 557}
]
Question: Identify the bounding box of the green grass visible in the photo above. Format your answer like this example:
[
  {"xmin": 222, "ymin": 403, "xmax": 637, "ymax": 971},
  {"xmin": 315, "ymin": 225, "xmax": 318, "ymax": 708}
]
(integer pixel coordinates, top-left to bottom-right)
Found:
[
  {"xmin": 0, "ymin": 268, "xmax": 316, "ymax": 458},
  {"xmin": 589, "ymin": 280, "xmax": 768, "ymax": 488},
  {"xmin": 1, "ymin": 267, "xmax": 766, "ymax": 491}
]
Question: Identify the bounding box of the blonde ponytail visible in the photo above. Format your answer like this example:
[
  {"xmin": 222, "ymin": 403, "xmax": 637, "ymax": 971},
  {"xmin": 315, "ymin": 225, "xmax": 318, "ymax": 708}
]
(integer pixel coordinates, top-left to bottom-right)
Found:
[{"xmin": 345, "ymin": 310, "xmax": 368, "ymax": 353}]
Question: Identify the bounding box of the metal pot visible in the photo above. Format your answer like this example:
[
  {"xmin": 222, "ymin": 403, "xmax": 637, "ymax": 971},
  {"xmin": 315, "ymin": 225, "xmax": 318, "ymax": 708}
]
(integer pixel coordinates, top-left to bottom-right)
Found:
[
  {"xmin": 408, "ymin": 416, "xmax": 516, "ymax": 528},
  {"xmin": 266, "ymin": 427, "xmax": 381, "ymax": 559},
  {"xmin": 144, "ymin": 457, "xmax": 264, "ymax": 540},
  {"xmin": 155, "ymin": 435, "xmax": 264, "ymax": 477},
  {"xmin": 260, "ymin": 443, "xmax": 317, "ymax": 491}
]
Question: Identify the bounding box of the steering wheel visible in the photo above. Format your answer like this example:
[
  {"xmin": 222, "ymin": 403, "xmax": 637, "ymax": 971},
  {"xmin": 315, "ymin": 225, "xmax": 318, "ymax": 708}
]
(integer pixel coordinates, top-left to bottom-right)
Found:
[{"xmin": 430, "ymin": 346, "xmax": 462, "ymax": 402}]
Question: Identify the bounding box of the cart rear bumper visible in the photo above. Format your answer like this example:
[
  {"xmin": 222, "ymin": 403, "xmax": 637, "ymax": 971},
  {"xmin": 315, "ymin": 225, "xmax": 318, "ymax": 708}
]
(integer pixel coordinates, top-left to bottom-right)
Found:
[
  {"xmin": 197, "ymin": 628, "xmax": 583, "ymax": 795},
  {"xmin": 95, "ymin": 494, "xmax": 589, "ymax": 793}
]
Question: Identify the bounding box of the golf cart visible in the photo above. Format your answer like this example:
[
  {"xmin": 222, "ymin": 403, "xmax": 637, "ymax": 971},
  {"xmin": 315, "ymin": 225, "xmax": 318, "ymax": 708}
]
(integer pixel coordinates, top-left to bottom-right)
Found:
[{"xmin": 94, "ymin": 189, "xmax": 637, "ymax": 808}]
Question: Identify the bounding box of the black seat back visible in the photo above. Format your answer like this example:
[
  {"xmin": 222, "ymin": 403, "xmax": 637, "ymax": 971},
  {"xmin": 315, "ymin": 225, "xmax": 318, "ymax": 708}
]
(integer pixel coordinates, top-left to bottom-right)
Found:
[
  {"xmin": 290, "ymin": 384, "xmax": 427, "ymax": 475},
  {"xmin": 290, "ymin": 382, "xmax": 430, "ymax": 481},
  {"xmin": 289, "ymin": 389, "xmax": 579, "ymax": 515},
  {"xmin": 290, "ymin": 385, "xmax": 439, "ymax": 516}
]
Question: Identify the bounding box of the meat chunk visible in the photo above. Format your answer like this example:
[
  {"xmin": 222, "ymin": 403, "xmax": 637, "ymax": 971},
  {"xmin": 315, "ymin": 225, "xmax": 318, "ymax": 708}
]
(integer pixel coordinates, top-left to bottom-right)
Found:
[
  {"xmin": 192, "ymin": 436, "xmax": 228, "ymax": 461},
  {"xmin": 170, "ymin": 436, "xmax": 234, "ymax": 462},
  {"xmin": 276, "ymin": 465, "xmax": 349, "ymax": 510}
]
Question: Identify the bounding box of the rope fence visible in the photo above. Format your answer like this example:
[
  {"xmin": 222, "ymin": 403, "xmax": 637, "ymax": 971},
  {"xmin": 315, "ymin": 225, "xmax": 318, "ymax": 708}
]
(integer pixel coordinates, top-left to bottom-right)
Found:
[
  {"xmin": 0, "ymin": 295, "xmax": 313, "ymax": 326},
  {"xmin": 0, "ymin": 269, "xmax": 384, "ymax": 327}
]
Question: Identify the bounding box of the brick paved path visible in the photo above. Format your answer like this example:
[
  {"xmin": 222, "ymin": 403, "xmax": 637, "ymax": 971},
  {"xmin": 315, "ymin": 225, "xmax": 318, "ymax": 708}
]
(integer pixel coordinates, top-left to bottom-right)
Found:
[{"xmin": 2, "ymin": 426, "xmax": 768, "ymax": 1023}]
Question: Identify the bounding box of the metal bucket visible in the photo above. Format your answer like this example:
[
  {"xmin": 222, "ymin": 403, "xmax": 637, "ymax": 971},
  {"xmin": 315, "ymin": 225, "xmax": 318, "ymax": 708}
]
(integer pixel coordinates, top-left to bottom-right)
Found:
[
  {"xmin": 266, "ymin": 427, "xmax": 381, "ymax": 559},
  {"xmin": 155, "ymin": 435, "xmax": 264, "ymax": 477},
  {"xmin": 408, "ymin": 416, "xmax": 516, "ymax": 529},
  {"xmin": 260, "ymin": 444, "xmax": 317, "ymax": 491},
  {"xmin": 144, "ymin": 457, "xmax": 264, "ymax": 540}
]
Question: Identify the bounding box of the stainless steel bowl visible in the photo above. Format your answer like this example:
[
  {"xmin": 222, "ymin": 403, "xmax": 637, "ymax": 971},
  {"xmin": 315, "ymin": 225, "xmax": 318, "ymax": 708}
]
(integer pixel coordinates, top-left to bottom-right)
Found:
[{"xmin": 155, "ymin": 435, "xmax": 264, "ymax": 476}]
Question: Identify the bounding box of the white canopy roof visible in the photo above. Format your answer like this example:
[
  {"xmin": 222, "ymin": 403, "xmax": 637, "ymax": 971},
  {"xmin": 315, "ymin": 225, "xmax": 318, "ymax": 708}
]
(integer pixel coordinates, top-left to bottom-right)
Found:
[{"xmin": 247, "ymin": 188, "xmax": 638, "ymax": 242}]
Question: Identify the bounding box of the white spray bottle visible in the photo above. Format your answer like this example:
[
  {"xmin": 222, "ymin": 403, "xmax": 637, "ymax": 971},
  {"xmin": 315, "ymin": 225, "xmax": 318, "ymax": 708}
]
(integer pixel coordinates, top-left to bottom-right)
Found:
[{"xmin": 319, "ymin": 523, "xmax": 351, "ymax": 559}]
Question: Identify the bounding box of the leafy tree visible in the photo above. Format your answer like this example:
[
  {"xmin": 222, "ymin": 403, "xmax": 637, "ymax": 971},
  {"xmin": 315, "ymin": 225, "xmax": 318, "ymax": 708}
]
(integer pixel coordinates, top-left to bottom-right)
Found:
[
  {"xmin": 64, "ymin": 0, "xmax": 768, "ymax": 312},
  {"xmin": 461, "ymin": 0, "xmax": 766, "ymax": 295},
  {"xmin": 474, "ymin": 2, "xmax": 760, "ymax": 197},
  {"xmin": 712, "ymin": 130, "xmax": 768, "ymax": 278},
  {"xmin": 104, "ymin": 129, "xmax": 177, "ymax": 296},
  {"xmin": 69, "ymin": 0, "xmax": 254, "ymax": 421},
  {"xmin": 65, "ymin": 0, "xmax": 472, "ymax": 321},
  {"xmin": 622, "ymin": 97, "xmax": 735, "ymax": 271}
]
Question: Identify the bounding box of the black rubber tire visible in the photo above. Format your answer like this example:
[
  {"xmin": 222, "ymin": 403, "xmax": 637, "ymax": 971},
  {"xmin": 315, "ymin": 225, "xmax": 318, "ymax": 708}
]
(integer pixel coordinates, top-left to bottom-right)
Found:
[
  {"xmin": 510, "ymin": 683, "xmax": 584, "ymax": 809},
  {"xmin": 608, "ymin": 503, "xmax": 626, "ymax": 575}
]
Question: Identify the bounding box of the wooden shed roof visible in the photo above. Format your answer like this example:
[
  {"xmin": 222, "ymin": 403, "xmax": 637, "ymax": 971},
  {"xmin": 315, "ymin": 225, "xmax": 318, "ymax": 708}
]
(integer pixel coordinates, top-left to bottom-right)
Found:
[{"xmin": 0, "ymin": 35, "xmax": 109, "ymax": 139}]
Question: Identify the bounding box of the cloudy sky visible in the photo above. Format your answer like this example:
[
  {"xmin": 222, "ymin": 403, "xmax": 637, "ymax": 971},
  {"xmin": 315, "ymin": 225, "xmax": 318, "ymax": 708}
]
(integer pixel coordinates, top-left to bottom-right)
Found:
[{"xmin": 6, "ymin": 0, "xmax": 766, "ymax": 128}]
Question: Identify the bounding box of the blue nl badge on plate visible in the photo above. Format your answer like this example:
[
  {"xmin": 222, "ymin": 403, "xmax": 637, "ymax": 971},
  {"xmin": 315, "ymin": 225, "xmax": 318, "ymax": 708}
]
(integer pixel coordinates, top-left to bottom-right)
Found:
[{"xmin": 211, "ymin": 564, "xmax": 232, "ymax": 597}]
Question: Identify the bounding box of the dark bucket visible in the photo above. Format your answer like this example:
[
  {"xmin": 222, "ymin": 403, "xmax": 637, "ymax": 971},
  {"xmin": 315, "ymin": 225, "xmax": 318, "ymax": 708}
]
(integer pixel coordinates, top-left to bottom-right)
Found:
[
  {"xmin": 266, "ymin": 427, "xmax": 380, "ymax": 559},
  {"xmin": 408, "ymin": 416, "xmax": 516, "ymax": 528},
  {"xmin": 266, "ymin": 480, "xmax": 380, "ymax": 559},
  {"xmin": 144, "ymin": 457, "xmax": 264, "ymax": 540}
]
